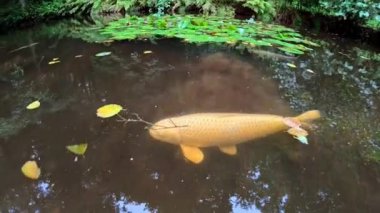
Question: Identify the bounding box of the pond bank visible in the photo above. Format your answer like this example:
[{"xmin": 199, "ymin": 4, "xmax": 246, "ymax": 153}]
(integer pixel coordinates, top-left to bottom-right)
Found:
[
  {"xmin": 1, "ymin": 1, "xmax": 379, "ymax": 47},
  {"xmin": 277, "ymin": 9, "xmax": 380, "ymax": 46}
]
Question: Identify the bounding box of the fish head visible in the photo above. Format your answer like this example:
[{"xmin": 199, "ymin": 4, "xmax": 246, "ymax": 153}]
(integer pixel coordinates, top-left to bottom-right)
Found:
[{"xmin": 148, "ymin": 118, "xmax": 181, "ymax": 144}]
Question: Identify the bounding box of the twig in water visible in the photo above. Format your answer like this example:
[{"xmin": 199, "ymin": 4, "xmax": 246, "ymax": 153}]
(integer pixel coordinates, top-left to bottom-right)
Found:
[
  {"xmin": 116, "ymin": 112, "xmax": 188, "ymax": 129},
  {"xmin": 116, "ymin": 113, "xmax": 156, "ymax": 127},
  {"xmin": 9, "ymin": 42, "xmax": 38, "ymax": 54}
]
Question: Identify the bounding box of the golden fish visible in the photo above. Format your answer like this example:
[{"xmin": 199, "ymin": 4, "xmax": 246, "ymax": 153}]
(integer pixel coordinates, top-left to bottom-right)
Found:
[{"xmin": 149, "ymin": 110, "xmax": 320, "ymax": 164}]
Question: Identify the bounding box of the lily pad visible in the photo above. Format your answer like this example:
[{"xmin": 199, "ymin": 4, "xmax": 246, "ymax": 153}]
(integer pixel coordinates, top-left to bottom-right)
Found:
[
  {"xmin": 21, "ymin": 160, "xmax": 41, "ymax": 180},
  {"xmin": 66, "ymin": 143, "xmax": 88, "ymax": 155},
  {"xmin": 96, "ymin": 104, "xmax": 123, "ymax": 118},
  {"xmin": 97, "ymin": 15, "xmax": 317, "ymax": 56},
  {"xmin": 26, "ymin": 100, "xmax": 40, "ymax": 110}
]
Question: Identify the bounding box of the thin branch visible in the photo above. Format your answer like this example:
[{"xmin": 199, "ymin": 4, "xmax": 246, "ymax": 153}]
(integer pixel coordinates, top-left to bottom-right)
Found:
[
  {"xmin": 116, "ymin": 112, "xmax": 188, "ymax": 130},
  {"xmin": 9, "ymin": 42, "xmax": 38, "ymax": 54}
]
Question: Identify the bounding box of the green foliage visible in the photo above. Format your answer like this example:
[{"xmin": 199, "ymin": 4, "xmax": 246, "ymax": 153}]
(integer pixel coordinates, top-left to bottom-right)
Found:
[
  {"xmin": 241, "ymin": 0, "xmax": 276, "ymax": 21},
  {"xmin": 98, "ymin": 15, "xmax": 317, "ymax": 55},
  {"xmin": 277, "ymin": 0, "xmax": 380, "ymax": 30},
  {"xmin": 0, "ymin": 0, "xmax": 280, "ymax": 29}
]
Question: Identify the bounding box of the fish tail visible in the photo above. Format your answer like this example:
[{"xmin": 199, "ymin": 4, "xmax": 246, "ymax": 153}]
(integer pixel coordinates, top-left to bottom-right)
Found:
[{"xmin": 294, "ymin": 110, "xmax": 321, "ymax": 122}]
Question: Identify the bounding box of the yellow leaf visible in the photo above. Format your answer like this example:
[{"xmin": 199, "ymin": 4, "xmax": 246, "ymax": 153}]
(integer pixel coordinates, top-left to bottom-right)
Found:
[
  {"xmin": 66, "ymin": 143, "xmax": 88, "ymax": 155},
  {"xmin": 286, "ymin": 63, "xmax": 297, "ymax": 68},
  {"xmin": 96, "ymin": 104, "xmax": 123, "ymax": 118},
  {"xmin": 21, "ymin": 160, "xmax": 41, "ymax": 180},
  {"xmin": 143, "ymin": 50, "xmax": 153, "ymax": 54},
  {"xmin": 26, "ymin": 100, "xmax": 40, "ymax": 110},
  {"xmin": 52, "ymin": 57, "xmax": 59, "ymax": 61},
  {"xmin": 48, "ymin": 60, "xmax": 60, "ymax": 65}
]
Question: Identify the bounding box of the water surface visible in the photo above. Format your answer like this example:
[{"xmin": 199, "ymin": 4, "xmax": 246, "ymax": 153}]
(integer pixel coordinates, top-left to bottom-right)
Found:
[{"xmin": 0, "ymin": 21, "xmax": 379, "ymax": 212}]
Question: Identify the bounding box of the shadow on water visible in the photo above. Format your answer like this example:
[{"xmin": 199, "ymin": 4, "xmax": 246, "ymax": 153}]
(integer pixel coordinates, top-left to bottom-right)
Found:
[{"xmin": 0, "ymin": 21, "xmax": 379, "ymax": 212}]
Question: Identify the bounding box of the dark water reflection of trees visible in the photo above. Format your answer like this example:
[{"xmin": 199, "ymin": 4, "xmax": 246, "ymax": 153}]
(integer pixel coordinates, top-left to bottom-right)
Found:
[{"xmin": 0, "ymin": 23, "xmax": 379, "ymax": 212}]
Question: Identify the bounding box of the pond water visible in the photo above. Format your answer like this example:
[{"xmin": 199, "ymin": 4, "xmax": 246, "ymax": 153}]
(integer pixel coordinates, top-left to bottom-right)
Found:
[{"xmin": 0, "ymin": 21, "xmax": 379, "ymax": 212}]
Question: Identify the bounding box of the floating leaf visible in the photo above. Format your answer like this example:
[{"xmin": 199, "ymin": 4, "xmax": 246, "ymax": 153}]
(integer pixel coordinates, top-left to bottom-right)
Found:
[
  {"xmin": 97, "ymin": 15, "xmax": 317, "ymax": 56},
  {"xmin": 143, "ymin": 50, "xmax": 153, "ymax": 54},
  {"xmin": 48, "ymin": 60, "xmax": 60, "ymax": 65},
  {"xmin": 66, "ymin": 143, "xmax": 88, "ymax": 155},
  {"xmin": 96, "ymin": 104, "xmax": 123, "ymax": 118},
  {"xmin": 286, "ymin": 63, "xmax": 297, "ymax": 68},
  {"xmin": 295, "ymin": 136, "xmax": 308, "ymax": 144},
  {"xmin": 26, "ymin": 100, "xmax": 40, "ymax": 110},
  {"xmin": 287, "ymin": 127, "xmax": 308, "ymax": 137},
  {"xmin": 21, "ymin": 160, "xmax": 41, "ymax": 180},
  {"xmin": 95, "ymin": 51, "xmax": 111, "ymax": 57}
]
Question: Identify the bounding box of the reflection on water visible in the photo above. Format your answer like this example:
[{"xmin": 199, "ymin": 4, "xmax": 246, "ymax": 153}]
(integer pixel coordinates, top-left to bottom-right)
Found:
[{"xmin": 0, "ymin": 22, "xmax": 379, "ymax": 212}]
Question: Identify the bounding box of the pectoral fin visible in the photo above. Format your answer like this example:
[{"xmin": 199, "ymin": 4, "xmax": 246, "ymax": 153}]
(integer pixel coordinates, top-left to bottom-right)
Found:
[
  {"xmin": 218, "ymin": 145, "xmax": 237, "ymax": 155},
  {"xmin": 180, "ymin": 145, "xmax": 204, "ymax": 164}
]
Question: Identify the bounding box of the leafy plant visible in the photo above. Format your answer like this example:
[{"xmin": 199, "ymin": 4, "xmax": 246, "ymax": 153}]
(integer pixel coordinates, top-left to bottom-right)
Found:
[
  {"xmin": 240, "ymin": 0, "xmax": 276, "ymax": 21},
  {"xmin": 98, "ymin": 15, "xmax": 318, "ymax": 55}
]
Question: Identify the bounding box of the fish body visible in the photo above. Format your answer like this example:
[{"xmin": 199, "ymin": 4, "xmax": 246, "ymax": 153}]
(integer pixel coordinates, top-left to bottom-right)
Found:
[{"xmin": 149, "ymin": 110, "xmax": 320, "ymax": 163}]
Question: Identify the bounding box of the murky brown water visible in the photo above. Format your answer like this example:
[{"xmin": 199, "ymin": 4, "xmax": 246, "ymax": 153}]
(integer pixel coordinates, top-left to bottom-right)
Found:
[{"xmin": 0, "ymin": 22, "xmax": 379, "ymax": 212}]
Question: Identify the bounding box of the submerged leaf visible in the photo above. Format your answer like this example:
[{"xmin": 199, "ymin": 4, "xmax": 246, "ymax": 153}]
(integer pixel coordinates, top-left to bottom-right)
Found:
[
  {"xmin": 96, "ymin": 104, "xmax": 123, "ymax": 118},
  {"xmin": 95, "ymin": 51, "xmax": 112, "ymax": 57},
  {"xmin": 48, "ymin": 60, "xmax": 60, "ymax": 65},
  {"xmin": 26, "ymin": 100, "xmax": 40, "ymax": 110},
  {"xmin": 286, "ymin": 63, "xmax": 297, "ymax": 68},
  {"xmin": 21, "ymin": 160, "xmax": 41, "ymax": 180},
  {"xmin": 66, "ymin": 143, "xmax": 88, "ymax": 155}
]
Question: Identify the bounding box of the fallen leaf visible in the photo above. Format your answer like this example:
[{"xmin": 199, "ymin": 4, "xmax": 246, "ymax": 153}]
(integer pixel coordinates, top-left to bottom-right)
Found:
[
  {"xmin": 143, "ymin": 50, "xmax": 153, "ymax": 54},
  {"xmin": 286, "ymin": 63, "xmax": 297, "ymax": 68},
  {"xmin": 66, "ymin": 143, "xmax": 88, "ymax": 155},
  {"xmin": 21, "ymin": 160, "xmax": 41, "ymax": 180},
  {"xmin": 75, "ymin": 55, "xmax": 83, "ymax": 58},
  {"xmin": 95, "ymin": 51, "xmax": 111, "ymax": 57},
  {"xmin": 96, "ymin": 104, "xmax": 123, "ymax": 118},
  {"xmin": 52, "ymin": 57, "xmax": 59, "ymax": 61},
  {"xmin": 48, "ymin": 60, "xmax": 60, "ymax": 65},
  {"xmin": 26, "ymin": 100, "xmax": 40, "ymax": 110},
  {"xmin": 306, "ymin": 69, "xmax": 315, "ymax": 73}
]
